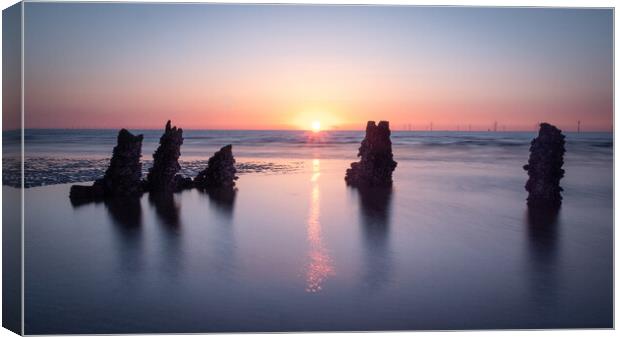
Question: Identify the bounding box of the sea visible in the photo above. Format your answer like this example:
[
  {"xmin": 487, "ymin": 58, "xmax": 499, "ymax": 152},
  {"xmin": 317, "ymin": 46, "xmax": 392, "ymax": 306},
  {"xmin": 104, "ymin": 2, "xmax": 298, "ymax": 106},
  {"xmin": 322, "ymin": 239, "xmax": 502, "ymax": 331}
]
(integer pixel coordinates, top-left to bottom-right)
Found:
[
  {"xmin": 2, "ymin": 129, "xmax": 613, "ymax": 188},
  {"xmin": 2, "ymin": 129, "xmax": 613, "ymax": 333}
]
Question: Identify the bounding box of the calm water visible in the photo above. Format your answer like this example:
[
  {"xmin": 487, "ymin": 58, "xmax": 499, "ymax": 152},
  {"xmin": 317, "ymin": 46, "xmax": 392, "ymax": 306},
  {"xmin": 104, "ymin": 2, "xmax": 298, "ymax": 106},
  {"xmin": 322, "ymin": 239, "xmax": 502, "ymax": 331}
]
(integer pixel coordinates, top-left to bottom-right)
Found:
[
  {"xmin": 3, "ymin": 129, "xmax": 613, "ymax": 187},
  {"xmin": 13, "ymin": 130, "xmax": 613, "ymax": 333}
]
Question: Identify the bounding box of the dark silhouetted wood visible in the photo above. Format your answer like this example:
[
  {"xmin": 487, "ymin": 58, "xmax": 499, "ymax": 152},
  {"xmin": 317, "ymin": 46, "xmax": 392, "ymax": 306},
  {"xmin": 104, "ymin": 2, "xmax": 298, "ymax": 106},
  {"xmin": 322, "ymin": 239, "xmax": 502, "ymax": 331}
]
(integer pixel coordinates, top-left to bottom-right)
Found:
[
  {"xmin": 345, "ymin": 121, "xmax": 397, "ymax": 187},
  {"xmin": 194, "ymin": 144, "xmax": 238, "ymax": 189},
  {"xmin": 70, "ymin": 129, "xmax": 144, "ymax": 201},
  {"xmin": 523, "ymin": 123, "xmax": 566, "ymax": 208},
  {"xmin": 145, "ymin": 120, "xmax": 187, "ymax": 192}
]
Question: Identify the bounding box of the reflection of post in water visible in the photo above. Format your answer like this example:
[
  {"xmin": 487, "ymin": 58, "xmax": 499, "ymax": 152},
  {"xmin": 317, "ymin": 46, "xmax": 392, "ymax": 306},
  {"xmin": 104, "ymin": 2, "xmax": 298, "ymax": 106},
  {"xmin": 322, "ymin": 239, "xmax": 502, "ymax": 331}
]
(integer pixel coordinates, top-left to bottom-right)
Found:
[
  {"xmin": 204, "ymin": 188, "xmax": 237, "ymax": 218},
  {"xmin": 355, "ymin": 186, "xmax": 393, "ymax": 290},
  {"xmin": 148, "ymin": 191, "xmax": 185, "ymax": 277},
  {"xmin": 305, "ymin": 159, "xmax": 334, "ymax": 293},
  {"xmin": 103, "ymin": 196, "xmax": 142, "ymax": 228},
  {"xmin": 196, "ymin": 187, "xmax": 238, "ymax": 278},
  {"xmin": 527, "ymin": 207, "xmax": 560, "ymax": 256},
  {"xmin": 148, "ymin": 192, "xmax": 181, "ymax": 228},
  {"xmin": 525, "ymin": 206, "xmax": 561, "ymax": 306},
  {"xmin": 357, "ymin": 186, "xmax": 393, "ymax": 228},
  {"xmin": 101, "ymin": 196, "xmax": 144, "ymax": 274}
]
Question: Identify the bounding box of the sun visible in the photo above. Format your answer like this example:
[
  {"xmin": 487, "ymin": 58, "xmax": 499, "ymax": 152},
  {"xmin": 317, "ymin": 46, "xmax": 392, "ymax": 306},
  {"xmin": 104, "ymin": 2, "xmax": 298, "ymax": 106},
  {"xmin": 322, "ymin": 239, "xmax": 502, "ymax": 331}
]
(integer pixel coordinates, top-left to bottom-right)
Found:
[{"xmin": 311, "ymin": 120, "xmax": 321, "ymax": 133}]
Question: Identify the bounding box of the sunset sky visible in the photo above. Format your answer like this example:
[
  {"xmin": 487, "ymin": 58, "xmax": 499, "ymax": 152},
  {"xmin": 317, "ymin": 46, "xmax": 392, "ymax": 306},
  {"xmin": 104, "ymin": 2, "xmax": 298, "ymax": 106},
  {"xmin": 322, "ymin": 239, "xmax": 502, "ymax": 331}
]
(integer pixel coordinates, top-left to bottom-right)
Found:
[{"xmin": 21, "ymin": 4, "xmax": 613, "ymax": 131}]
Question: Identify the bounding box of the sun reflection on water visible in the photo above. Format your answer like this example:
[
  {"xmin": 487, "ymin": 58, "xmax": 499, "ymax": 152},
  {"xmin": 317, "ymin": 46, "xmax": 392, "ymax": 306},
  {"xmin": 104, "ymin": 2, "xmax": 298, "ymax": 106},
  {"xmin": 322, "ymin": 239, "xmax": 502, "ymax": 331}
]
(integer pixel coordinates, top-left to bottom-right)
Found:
[
  {"xmin": 305, "ymin": 159, "xmax": 334, "ymax": 293},
  {"xmin": 311, "ymin": 158, "xmax": 321, "ymax": 182}
]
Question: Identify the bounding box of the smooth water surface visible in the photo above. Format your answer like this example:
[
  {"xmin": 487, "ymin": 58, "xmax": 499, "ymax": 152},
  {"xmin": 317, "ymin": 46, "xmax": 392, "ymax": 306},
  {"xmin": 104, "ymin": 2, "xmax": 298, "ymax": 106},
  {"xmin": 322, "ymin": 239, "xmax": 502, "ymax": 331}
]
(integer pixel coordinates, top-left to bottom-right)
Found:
[{"xmin": 21, "ymin": 130, "xmax": 613, "ymax": 333}]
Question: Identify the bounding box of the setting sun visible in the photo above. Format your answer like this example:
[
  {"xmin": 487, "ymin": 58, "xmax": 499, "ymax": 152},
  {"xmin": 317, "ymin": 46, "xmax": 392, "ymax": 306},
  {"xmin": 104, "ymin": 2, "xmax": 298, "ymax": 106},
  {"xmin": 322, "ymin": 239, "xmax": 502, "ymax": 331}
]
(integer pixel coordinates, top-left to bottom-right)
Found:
[{"xmin": 311, "ymin": 121, "xmax": 321, "ymax": 133}]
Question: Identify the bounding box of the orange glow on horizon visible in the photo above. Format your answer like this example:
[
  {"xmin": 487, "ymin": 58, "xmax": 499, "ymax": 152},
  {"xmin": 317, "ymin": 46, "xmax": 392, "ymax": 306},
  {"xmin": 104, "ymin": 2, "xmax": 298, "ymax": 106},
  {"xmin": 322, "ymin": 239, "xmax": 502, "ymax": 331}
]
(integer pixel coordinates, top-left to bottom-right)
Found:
[
  {"xmin": 311, "ymin": 121, "xmax": 321, "ymax": 133},
  {"xmin": 21, "ymin": 7, "xmax": 612, "ymax": 133}
]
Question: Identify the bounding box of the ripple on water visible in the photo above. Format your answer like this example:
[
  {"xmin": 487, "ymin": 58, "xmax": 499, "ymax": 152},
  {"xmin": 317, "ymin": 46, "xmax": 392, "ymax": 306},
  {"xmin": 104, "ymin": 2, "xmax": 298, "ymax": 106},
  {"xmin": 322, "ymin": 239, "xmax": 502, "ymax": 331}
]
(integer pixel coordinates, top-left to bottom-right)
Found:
[{"xmin": 3, "ymin": 157, "xmax": 304, "ymax": 188}]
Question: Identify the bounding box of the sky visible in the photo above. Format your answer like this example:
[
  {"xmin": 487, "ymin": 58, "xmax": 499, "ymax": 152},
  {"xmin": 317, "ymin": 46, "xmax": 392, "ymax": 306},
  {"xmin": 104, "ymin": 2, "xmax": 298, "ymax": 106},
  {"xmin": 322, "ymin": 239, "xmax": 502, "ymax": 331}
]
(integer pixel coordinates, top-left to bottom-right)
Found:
[
  {"xmin": 3, "ymin": 3, "xmax": 21, "ymax": 131},
  {"xmin": 19, "ymin": 3, "xmax": 613, "ymax": 131}
]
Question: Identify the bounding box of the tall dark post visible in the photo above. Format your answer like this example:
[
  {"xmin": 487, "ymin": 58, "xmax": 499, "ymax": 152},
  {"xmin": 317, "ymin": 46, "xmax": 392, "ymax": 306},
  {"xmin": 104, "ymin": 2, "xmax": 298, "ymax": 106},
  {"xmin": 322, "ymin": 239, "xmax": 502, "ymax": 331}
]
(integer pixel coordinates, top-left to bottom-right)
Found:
[
  {"xmin": 100, "ymin": 129, "xmax": 145, "ymax": 197},
  {"xmin": 345, "ymin": 121, "xmax": 397, "ymax": 187},
  {"xmin": 146, "ymin": 120, "xmax": 186, "ymax": 193},
  {"xmin": 194, "ymin": 144, "xmax": 238, "ymax": 189},
  {"xmin": 70, "ymin": 129, "xmax": 144, "ymax": 201},
  {"xmin": 523, "ymin": 123, "xmax": 566, "ymax": 208}
]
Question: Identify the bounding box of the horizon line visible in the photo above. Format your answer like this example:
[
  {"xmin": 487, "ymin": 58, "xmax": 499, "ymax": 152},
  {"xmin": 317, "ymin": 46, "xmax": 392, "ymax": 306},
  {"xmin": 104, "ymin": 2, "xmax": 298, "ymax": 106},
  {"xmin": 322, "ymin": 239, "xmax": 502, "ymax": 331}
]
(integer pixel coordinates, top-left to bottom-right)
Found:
[{"xmin": 3, "ymin": 127, "xmax": 613, "ymax": 133}]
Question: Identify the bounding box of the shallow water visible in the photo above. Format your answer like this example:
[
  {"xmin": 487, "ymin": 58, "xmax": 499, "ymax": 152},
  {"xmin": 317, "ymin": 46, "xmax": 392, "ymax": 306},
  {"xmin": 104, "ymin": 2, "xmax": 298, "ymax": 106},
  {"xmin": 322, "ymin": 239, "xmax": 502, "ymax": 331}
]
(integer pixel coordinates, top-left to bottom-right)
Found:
[
  {"xmin": 2, "ymin": 129, "xmax": 613, "ymax": 187},
  {"xmin": 21, "ymin": 134, "xmax": 613, "ymax": 332}
]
